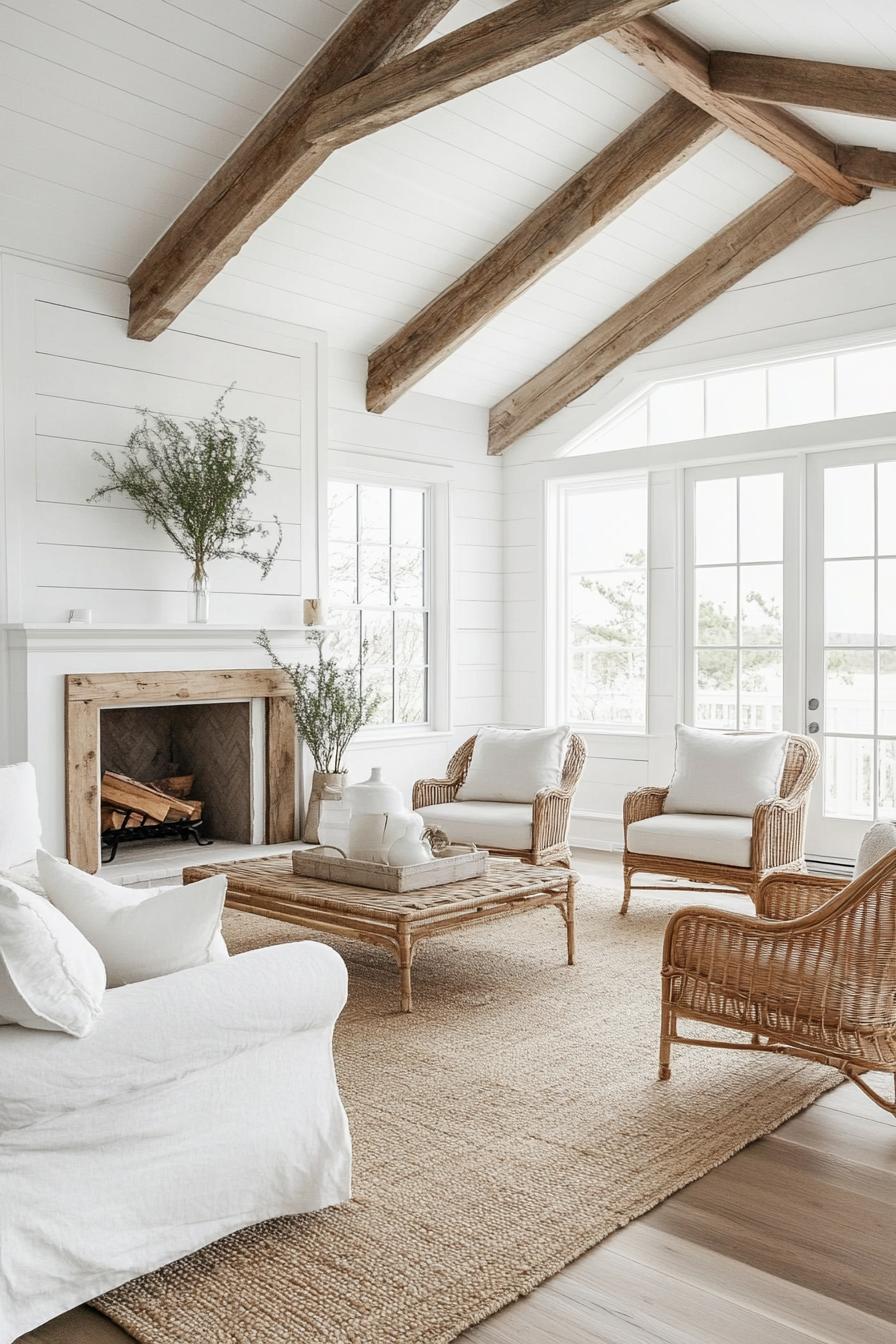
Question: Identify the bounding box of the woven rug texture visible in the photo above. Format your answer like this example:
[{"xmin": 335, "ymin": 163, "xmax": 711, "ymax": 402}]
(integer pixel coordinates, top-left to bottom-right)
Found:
[{"xmin": 94, "ymin": 884, "xmax": 833, "ymax": 1344}]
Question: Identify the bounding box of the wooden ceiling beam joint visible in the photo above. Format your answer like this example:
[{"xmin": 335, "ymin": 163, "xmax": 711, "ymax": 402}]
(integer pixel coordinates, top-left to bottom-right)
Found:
[
  {"xmin": 603, "ymin": 17, "xmax": 868, "ymax": 207},
  {"xmin": 303, "ymin": 0, "xmax": 676, "ymax": 152},
  {"xmin": 127, "ymin": 0, "xmax": 462, "ymax": 341}
]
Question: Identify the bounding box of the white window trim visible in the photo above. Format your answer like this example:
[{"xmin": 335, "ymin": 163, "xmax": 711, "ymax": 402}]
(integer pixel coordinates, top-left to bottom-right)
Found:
[
  {"xmin": 559, "ymin": 324, "xmax": 896, "ymax": 461},
  {"xmin": 548, "ymin": 473, "xmax": 649, "ymax": 736},
  {"xmin": 683, "ymin": 457, "xmax": 802, "ymax": 734},
  {"xmin": 325, "ymin": 470, "xmax": 452, "ymax": 736}
]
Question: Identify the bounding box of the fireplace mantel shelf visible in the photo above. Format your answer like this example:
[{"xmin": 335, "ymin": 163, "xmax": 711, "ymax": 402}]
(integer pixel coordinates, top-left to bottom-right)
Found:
[
  {"xmin": 1, "ymin": 624, "xmax": 330, "ymax": 648},
  {"xmin": 2, "ymin": 624, "xmax": 325, "ymax": 634}
]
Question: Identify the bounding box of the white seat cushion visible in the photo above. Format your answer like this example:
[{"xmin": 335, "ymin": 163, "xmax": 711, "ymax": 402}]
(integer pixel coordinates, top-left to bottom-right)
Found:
[
  {"xmin": 626, "ymin": 813, "xmax": 754, "ymax": 869},
  {"xmin": 416, "ymin": 801, "xmax": 533, "ymax": 852}
]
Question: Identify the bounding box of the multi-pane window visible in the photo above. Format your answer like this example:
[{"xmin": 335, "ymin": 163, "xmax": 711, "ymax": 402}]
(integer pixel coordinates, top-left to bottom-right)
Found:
[
  {"xmin": 568, "ymin": 338, "xmax": 896, "ymax": 457},
  {"xmin": 327, "ymin": 481, "xmax": 428, "ymax": 727},
  {"xmin": 691, "ymin": 470, "xmax": 784, "ymax": 731},
  {"xmin": 821, "ymin": 460, "xmax": 896, "ymax": 820},
  {"xmin": 563, "ymin": 480, "xmax": 648, "ymax": 730}
]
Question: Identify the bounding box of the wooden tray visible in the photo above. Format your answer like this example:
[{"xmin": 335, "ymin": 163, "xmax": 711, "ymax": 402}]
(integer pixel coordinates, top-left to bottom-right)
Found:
[{"xmin": 291, "ymin": 845, "xmax": 488, "ymax": 892}]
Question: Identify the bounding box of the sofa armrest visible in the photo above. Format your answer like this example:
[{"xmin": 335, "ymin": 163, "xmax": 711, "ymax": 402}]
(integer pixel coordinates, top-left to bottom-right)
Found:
[{"xmin": 0, "ymin": 943, "xmax": 348, "ymax": 1132}]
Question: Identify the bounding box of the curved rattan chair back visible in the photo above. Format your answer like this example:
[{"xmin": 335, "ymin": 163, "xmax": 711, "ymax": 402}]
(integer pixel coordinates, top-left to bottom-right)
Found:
[{"xmin": 802, "ymin": 850, "xmax": 896, "ymax": 1027}]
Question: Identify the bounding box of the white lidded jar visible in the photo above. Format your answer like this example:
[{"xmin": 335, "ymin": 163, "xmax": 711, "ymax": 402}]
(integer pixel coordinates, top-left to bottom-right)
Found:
[
  {"xmin": 344, "ymin": 767, "xmax": 408, "ymax": 862},
  {"xmin": 343, "ymin": 766, "xmax": 404, "ymax": 816}
]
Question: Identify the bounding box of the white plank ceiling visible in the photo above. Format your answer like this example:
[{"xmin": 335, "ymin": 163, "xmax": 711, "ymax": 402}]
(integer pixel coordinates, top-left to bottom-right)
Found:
[{"xmin": 2, "ymin": 0, "xmax": 896, "ymax": 408}]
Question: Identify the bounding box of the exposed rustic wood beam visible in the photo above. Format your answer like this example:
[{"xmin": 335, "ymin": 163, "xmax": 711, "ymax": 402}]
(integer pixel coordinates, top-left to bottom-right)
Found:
[
  {"xmin": 304, "ymin": 0, "xmax": 675, "ymax": 152},
  {"xmin": 367, "ymin": 94, "xmax": 719, "ymax": 413},
  {"xmin": 603, "ymin": 17, "xmax": 868, "ymax": 206},
  {"xmin": 837, "ymin": 145, "xmax": 896, "ymax": 190},
  {"xmin": 488, "ymin": 176, "xmax": 838, "ymax": 455},
  {"xmin": 127, "ymin": 0, "xmax": 461, "ymax": 341},
  {"xmin": 710, "ymin": 50, "xmax": 896, "ymax": 121}
]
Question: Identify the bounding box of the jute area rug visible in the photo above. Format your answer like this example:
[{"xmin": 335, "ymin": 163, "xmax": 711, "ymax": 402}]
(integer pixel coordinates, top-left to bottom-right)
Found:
[{"xmin": 95, "ymin": 884, "xmax": 833, "ymax": 1344}]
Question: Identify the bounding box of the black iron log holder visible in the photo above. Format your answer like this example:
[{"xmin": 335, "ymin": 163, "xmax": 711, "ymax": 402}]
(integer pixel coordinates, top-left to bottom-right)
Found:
[{"xmin": 101, "ymin": 809, "xmax": 214, "ymax": 864}]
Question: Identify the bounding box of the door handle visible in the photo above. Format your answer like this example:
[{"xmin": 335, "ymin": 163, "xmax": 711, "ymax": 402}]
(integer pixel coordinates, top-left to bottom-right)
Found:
[
  {"xmin": 808, "ymin": 698, "xmax": 819, "ymax": 711},
  {"xmin": 808, "ymin": 722, "xmax": 820, "ymax": 733}
]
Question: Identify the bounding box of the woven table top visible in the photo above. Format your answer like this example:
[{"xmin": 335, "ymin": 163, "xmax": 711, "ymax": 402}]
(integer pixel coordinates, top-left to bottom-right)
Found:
[{"xmin": 183, "ymin": 856, "xmax": 574, "ymax": 919}]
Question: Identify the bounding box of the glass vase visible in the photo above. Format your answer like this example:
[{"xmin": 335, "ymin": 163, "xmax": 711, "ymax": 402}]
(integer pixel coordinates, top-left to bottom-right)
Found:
[{"xmin": 190, "ymin": 572, "xmax": 210, "ymax": 624}]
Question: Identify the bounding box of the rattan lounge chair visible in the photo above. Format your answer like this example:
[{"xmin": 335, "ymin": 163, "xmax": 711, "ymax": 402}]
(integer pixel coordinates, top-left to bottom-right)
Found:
[
  {"xmin": 658, "ymin": 851, "xmax": 896, "ymax": 1115},
  {"xmin": 622, "ymin": 733, "xmax": 819, "ymax": 914},
  {"xmin": 413, "ymin": 733, "xmax": 586, "ymax": 867}
]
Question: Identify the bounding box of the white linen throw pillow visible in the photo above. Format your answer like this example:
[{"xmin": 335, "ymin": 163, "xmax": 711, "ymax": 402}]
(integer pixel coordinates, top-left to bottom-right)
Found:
[
  {"xmin": 457, "ymin": 725, "xmax": 570, "ymax": 804},
  {"xmin": 37, "ymin": 851, "xmax": 228, "ymax": 988},
  {"xmin": 855, "ymin": 821, "xmax": 896, "ymax": 876},
  {"xmin": 0, "ymin": 876, "xmax": 105, "ymax": 1036},
  {"xmin": 664, "ymin": 724, "xmax": 788, "ymax": 818}
]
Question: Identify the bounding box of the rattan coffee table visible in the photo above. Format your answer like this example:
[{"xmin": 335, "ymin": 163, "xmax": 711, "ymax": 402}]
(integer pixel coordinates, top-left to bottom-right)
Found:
[{"xmin": 183, "ymin": 856, "xmax": 578, "ymax": 1012}]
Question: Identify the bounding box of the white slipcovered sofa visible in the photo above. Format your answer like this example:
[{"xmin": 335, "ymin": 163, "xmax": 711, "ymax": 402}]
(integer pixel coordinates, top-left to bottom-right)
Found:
[{"xmin": 0, "ymin": 767, "xmax": 351, "ymax": 1343}]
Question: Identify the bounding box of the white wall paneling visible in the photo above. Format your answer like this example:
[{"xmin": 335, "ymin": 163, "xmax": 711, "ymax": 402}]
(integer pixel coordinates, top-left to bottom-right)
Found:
[{"xmin": 0, "ymin": 256, "xmax": 325, "ymax": 626}]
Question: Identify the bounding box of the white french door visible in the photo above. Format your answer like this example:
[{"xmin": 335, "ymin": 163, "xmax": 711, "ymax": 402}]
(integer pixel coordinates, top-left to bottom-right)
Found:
[
  {"xmin": 685, "ymin": 458, "xmax": 801, "ymax": 738},
  {"xmin": 806, "ymin": 446, "xmax": 896, "ymax": 859}
]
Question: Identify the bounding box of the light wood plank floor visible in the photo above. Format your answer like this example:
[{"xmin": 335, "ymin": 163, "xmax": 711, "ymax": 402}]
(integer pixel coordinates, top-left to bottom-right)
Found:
[{"xmin": 20, "ymin": 853, "xmax": 896, "ymax": 1344}]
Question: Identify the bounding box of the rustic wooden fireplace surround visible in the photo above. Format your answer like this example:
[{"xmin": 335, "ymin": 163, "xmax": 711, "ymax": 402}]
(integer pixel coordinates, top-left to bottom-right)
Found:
[{"xmin": 65, "ymin": 669, "xmax": 296, "ymax": 872}]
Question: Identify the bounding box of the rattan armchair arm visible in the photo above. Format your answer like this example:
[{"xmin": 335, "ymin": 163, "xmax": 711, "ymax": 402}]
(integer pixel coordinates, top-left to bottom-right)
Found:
[
  {"xmin": 411, "ymin": 736, "xmax": 475, "ymax": 810},
  {"xmin": 625, "ymin": 786, "xmax": 669, "ymax": 823},
  {"xmin": 755, "ymin": 870, "xmax": 848, "ymax": 921},
  {"xmin": 530, "ymin": 734, "xmax": 586, "ymax": 853},
  {"xmin": 752, "ymin": 792, "xmax": 811, "ymax": 870},
  {"xmin": 623, "ymin": 786, "xmax": 668, "ymax": 832}
]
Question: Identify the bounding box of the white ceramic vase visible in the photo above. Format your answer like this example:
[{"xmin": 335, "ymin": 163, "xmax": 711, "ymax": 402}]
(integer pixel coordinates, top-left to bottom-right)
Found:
[
  {"xmin": 348, "ymin": 813, "xmax": 392, "ymax": 863},
  {"xmin": 317, "ymin": 799, "xmax": 351, "ymax": 855},
  {"xmin": 344, "ymin": 768, "xmax": 408, "ymax": 861},
  {"xmin": 387, "ymin": 814, "xmax": 432, "ymax": 867},
  {"xmin": 344, "ymin": 767, "xmax": 404, "ymax": 816}
]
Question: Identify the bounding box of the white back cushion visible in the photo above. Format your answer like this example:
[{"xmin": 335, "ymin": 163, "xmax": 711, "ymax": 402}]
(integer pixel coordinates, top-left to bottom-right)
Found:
[
  {"xmin": 0, "ymin": 762, "xmax": 41, "ymax": 869},
  {"xmin": 664, "ymin": 724, "xmax": 788, "ymax": 818},
  {"xmin": 0, "ymin": 876, "xmax": 105, "ymax": 1036},
  {"xmin": 457, "ymin": 726, "xmax": 570, "ymax": 804},
  {"xmin": 855, "ymin": 821, "xmax": 896, "ymax": 876},
  {"xmin": 37, "ymin": 851, "xmax": 228, "ymax": 988}
]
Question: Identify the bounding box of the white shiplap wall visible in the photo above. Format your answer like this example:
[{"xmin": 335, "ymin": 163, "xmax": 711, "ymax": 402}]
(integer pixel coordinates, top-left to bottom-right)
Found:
[{"xmin": 0, "ymin": 256, "xmax": 322, "ymax": 625}]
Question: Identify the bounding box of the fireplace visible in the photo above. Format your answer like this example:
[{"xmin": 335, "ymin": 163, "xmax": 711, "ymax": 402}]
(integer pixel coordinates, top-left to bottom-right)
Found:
[
  {"xmin": 65, "ymin": 668, "xmax": 297, "ymax": 871},
  {"xmin": 99, "ymin": 700, "xmax": 259, "ymax": 861}
]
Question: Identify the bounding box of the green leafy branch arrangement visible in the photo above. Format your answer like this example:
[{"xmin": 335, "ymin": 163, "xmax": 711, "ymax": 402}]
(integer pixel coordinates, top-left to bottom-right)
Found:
[
  {"xmin": 89, "ymin": 389, "xmax": 282, "ymax": 584},
  {"xmin": 257, "ymin": 629, "xmax": 383, "ymax": 774}
]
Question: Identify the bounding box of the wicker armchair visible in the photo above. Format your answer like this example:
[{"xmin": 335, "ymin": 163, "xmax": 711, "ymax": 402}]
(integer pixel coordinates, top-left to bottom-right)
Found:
[
  {"xmin": 622, "ymin": 733, "xmax": 819, "ymax": 914},
  {"xmin": 658, "ymin": 851, "xmax": 896, "ymax": 1115},
  {"xmin": 412, "ymin": 733, "xmax": 586, "ymax": 867}
]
